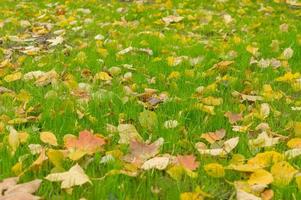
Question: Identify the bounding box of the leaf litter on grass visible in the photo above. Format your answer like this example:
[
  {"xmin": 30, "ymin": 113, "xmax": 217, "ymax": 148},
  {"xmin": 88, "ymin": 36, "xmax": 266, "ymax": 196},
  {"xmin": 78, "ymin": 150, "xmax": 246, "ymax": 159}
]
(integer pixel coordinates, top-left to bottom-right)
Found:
[{"xmin": 0, "ymin": 0, "xmax": 301, "ymax": 199}]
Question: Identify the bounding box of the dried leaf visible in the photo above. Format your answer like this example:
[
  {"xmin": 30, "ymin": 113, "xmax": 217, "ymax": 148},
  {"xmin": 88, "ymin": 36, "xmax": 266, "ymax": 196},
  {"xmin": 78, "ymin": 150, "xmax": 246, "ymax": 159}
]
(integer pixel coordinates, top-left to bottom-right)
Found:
[
  {"xmin": 118, "ymin": 124, "xmax": 143, "ymax": 144},
  {"xmin": 141, "ymin": 156, "xmax": 170, "ymax": 170},
  {"xmin": 64, "ymin": 130, "xmax": 106, "ymax": 160},
  {"xmin": 46, "ymin": 164, "xmax": 91, "ymax": 189},
  {"xmin": 40, "ymin": 131, "xmax": 58, "ymax": 146}
]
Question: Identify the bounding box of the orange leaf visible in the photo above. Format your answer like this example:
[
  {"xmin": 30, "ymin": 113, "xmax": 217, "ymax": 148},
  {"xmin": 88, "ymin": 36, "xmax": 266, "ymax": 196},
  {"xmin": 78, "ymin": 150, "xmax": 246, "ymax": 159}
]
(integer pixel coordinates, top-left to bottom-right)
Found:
[
  {"xmin": 64, "ymin": 130, "xmax": 106, "ymax": 160},
  {"xmin": 176, "ymin": 155, "xmax": 199, "ymax": 171}
]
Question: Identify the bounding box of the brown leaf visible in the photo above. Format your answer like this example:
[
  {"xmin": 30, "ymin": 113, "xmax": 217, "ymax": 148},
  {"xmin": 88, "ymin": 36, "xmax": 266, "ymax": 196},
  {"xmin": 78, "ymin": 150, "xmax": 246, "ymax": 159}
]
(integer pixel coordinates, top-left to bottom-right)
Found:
[
  {"xmin": 224, "ymin": 112, "xmax": 243, "ymax": 124},
  {"xmin": 123, "ymin": 138, "xmax": 163, "ymax": 165},
  {"xmin": 201, "ymin": 129, "xmax": 226, "ymax": 144}
]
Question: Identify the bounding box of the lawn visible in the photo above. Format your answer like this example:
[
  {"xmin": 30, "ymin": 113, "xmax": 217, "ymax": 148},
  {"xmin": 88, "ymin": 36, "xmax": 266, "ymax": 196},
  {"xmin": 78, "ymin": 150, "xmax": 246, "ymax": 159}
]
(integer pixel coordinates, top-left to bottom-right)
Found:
[{"xmin": 1, "ymin": 0, "xmax": 301, "ymax": 199}]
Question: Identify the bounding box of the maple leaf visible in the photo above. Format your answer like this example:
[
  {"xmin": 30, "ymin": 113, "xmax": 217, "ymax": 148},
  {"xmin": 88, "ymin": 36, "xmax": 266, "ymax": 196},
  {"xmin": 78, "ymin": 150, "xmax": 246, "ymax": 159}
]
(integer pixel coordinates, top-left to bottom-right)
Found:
[
  {"xmin": 224, "ymin": 112, "xmax": 243, "ymax": 124},
  {"xmin": 201, "ymin": 129, "xmax": 226, "ymax": 144},
  {"xmin": 64, "ymin": 130, "xmax": 106, "ymax": 160},
  {"xmin": 176, "ymin": 155, "xmax": 199, "ymax": 171},
  {"xmin": 45, "ymin": 164, "xmax": 91, "ymax": 189},
  {"xmin": 0, "ymin": 178, "xmax": 41, "ymax": 200},
  {"xmin": 123, "ymin": 138, "xmax": 163, "ymax": 165}
]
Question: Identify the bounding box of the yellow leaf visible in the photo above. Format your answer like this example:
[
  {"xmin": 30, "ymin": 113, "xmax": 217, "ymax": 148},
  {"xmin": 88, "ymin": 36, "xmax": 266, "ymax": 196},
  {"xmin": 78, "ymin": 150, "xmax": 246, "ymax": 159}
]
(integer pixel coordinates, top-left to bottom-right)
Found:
[
  {"xmin": 168, "ymin": 71, "xmax": 181, "ymax": 80},
  {"xmin": 8, "ymin": 118, "xmax": 28, "ymax": 125},
  {"xmin": 167, "ymin": 165, "xmax": 197, "ymax": 181},
  {"xmin": 180, "ymin": 186, "xmax": 210, "ymax": 200},
  {"xmin": 227, "ymin": 163, "xmax": 262, "ymax": 172},
  {"xmin": 11, "ymin": 162, "xmax": 23, "ymax": 176},
  {"xmin": 294, "ymin": 122, "xmax": 301, "ymax": 137},
  {"xmin": 180, "ymin": 192, "xmax": 203, "ymax": 200},
  {"xmin": 4, "ymin": 72, "xmax": 22, "ymax": 82},
  {"xmin": 167, "ymin": 165, "xmax": 185, "ymax": 181},
  {"xmin": 204, "ymin": 163, "xmax": 225, "ymax": 178},
  {"xmin": 287, "ymin": 138, "xmax": 301, "ymax": 149},
  {"xmin": 117, "ymin": 124, "xmax": 143, "ymax": 144},
  {"xmin": 246, "ymin": 45, "xmax": 259, "ymax": 55},
  {"xmin": 47, "ymin": 149, "xmax": 65, "ymax": 171},
  {"xmin": 8, "ymin": 127, "xmax": 20, "ymax": 155},
  {"xmin": 248, "ymin": 169, "xmax": 273, "ymax": 185},
  {"xmin": 276, "ymin": 72, "xmax": 300, "ymax": 82},
  {"xmin": 94, "ymin": 72, "xmax": 112, "ymax": 81},
  {"xmin": 201, "ymin": 96, "xmax": 223, "ymax": 106},
  {"xmin": 271, "ymin": 161, "xmax": 297, "ymax": 186},
  {"xmin": 18, "ymin": 131, "xmax": 29, "ymax": 143},
  {"xmin": 248, "ymin": 151, "xmax": 284, "ymax": 168},
  {"xmin": 40, "ymin": 131, "xmax": 58, "ymax": 146}
]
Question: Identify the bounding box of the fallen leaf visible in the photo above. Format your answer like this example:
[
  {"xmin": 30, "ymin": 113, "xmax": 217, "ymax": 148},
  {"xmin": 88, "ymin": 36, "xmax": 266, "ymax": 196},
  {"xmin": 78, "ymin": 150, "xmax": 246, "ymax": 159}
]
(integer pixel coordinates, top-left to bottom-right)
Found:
[
  {"xmin": 94, "ymin": 72, "xmax": 112, "ymax": 81},
  {"xmin": 271, "ymin": 161, "xmax": 297, "ymax": 186},
  {"xmin": 162, "ymin": 15, "xmax": 184, "ymax": 25},
  {"xmin": 249, "ymin": 132, "xmax": 280, "ymax": 148},
  {"xmin": 0, "ymin": 178, "xmax": 42, "ymax": 200},
  {"xmin": 40, "ymin": 131, "xmax": 58, "ymax": 146},
  {"xmin": 4, "ymin": 72, "xmax": 22, "ymax": 83},
  {"xmin": 204, "ymin": 163, "xmax": 225, "ymax": 178},
  {"xmin": 45, "ymin": 164, "xmax": 91, "ymax": 189},
  {"xmin": 224, "ymin": 112, "xmax": 243, "ymax": 124},
  {"xmin": 196, "ymin": 137, "xmax": 239, "ymax": 156},
  {"xmin": 176, "ymin": 155, "xmax": 199, "ymax": 171},
  {"xmin": 138, "ymin": 110, "xmax": 158, "ymax": 130},
  {"xmin": 287, "ymin": 138, "xmax": 301, "ymax": 149},
  {"xmin": 201, "ymin": 129, "xmax": 226, "ymax": 144},
  {"xmin": 248, "ymin": 169, "xmax": 273, "ymax": 185},
  {"xmin": 118, "ymin": 124, "xmax": 143, "ymax": 144},
  {"xmin": 141, "ymin": 156, "xmax": 170, "ymax": 170},
  {"xmin": 261, "ymin": 189, "xmax": 274, "ymax": 200},
  {"xmin": 236, "ymin": 189, "xmax": 261, "ymax": 200},
  {"xmin": 123, "ymin": 138, "xmax": 163, "ymax": 165},
  {"xmin": 64, "ymin": 130, "xmax": 106, "ymax": 160}
]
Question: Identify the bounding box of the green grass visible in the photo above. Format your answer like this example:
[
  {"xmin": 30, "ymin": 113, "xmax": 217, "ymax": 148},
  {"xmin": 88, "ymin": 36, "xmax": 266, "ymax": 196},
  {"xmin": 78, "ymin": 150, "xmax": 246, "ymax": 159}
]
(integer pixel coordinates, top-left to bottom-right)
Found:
[{"xmin": 1, "ymin": 0, "xmax": 301, "ymax": 199}]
